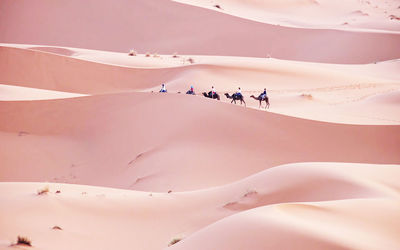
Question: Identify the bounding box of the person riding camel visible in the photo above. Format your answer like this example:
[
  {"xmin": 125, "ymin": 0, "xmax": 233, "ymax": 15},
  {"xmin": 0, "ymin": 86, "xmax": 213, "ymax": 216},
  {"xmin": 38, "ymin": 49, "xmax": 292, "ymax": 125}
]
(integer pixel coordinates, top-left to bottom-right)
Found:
[
  {"xmin": 160, "ymin": 83, "xmax": 167, "ymax": 93},
  {"xmin": 235, "ymin": 87, "xmax": 242, "ymax": 98},
  {"xmin": 211, "ymin": 86, "xmax": 216, "ymax": 98},
  {"xmin": 260, "ymin": 88, "xmax": 267, "ymax": 99},
  {"xmin": 187, "ymin": 85, "xmax": 195, "ymax": 95}
]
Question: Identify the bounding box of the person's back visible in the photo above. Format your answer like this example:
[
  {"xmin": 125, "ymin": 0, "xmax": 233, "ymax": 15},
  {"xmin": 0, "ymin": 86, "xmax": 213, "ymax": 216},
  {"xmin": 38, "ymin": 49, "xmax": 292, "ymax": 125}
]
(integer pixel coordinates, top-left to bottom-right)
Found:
[{"xmin": 260, "ymin": 88, "xmax": 267, "ymax": 99}]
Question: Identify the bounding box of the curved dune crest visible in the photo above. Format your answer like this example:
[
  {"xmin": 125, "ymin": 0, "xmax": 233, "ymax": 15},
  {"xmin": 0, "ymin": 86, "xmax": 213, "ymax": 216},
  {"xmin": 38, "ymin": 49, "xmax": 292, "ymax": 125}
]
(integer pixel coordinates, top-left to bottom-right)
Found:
[
  {"xmin": 28, "ymin": 46, "xmax": 76, "ymax": 56},
  {"xmin": 1, "ymin": 0, "xmax": 400, "ymax": 63},
  {"xmin": 167, "ymin": 199, "xmax": 400, "ymax": 250},
  {"xmin": 174, "ymin": 0, "xmax": 400, "ymax": 32},
  {"xmin": 0, "ymin": 84, "xmax": 87, "ymax": 101}
]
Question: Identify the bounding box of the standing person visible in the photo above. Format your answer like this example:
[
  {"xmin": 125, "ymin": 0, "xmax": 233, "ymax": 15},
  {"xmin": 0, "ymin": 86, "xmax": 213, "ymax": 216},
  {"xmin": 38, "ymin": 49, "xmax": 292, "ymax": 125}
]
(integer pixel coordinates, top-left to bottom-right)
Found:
[
  {"xmin": 160, "ymin": 83, "xmax": 167, "ymax": 93},
  {"xmin": 211, "ymin": 86, "xmax": 216, "ymax": 98}
]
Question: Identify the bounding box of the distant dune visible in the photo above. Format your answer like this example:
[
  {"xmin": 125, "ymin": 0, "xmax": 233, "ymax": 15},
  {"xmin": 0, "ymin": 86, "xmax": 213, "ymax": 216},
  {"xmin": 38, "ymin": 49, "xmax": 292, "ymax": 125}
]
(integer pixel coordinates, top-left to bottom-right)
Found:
[{"xmin": 1, "ymin": 0, "xmax": 400, "ymax": 63}]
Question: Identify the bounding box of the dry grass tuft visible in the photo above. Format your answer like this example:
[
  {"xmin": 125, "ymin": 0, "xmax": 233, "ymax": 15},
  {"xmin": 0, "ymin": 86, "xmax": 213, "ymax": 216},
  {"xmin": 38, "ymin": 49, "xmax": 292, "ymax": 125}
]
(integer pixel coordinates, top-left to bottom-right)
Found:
[
  {"xmin": 389, "ymin": 15, "xmax": 400, "ymax": 21},
  {"xmin": 172, "ymin": 52, "xmax": 179, "ymax": 58},
  {"xmin": 187, "ymin": 58, "xmax": 195, "ymax": 64},
  {"xmin": 243, "ymin": 190, "xmax": 258, "ymax": 198},
  {"xmin": 168, "ymin": 238, "xmax": 182, "ymax": 247},
  {"xmin": 301, "ymin": 93, "xmax": 313, "ymax": 100},
  {"xmin": 153, "ymin": 53, "xmax": 160, "ymax": 58},
  {"xmin": 52, "ymin": 226, "xmax": 63, "ymax": 230},
  {"xmin": 16, "ymin": 236, "xmax": 32, "ymax": 246},
  {"xmin": 145, "ymin": 52, "xmax": 151, "ymax": 57},
  {"xmin": 214, "ymin": 4, "xmax": 222, "ymax": 9},
  {"xmin": 37, "ymin": 186, "xmax": 49, "ymax": 195},
  {"xmin": 128, "ymin": 49, "xmax": 137, "ymax": 56}
]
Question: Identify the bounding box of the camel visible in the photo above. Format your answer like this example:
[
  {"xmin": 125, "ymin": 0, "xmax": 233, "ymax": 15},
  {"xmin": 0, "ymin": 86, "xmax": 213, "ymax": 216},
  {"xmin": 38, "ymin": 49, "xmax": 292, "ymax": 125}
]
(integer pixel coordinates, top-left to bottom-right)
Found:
[
  {"xmin": 203, "ymin": 91, "xmax": 220, "ymax": 100},
  {"xmin": 250, "ymin": 94, "xmax": 270, "ymax": 109},
  {"xmin": 224, "ymin": 93, "xmax": 246, "ymax": 107}
]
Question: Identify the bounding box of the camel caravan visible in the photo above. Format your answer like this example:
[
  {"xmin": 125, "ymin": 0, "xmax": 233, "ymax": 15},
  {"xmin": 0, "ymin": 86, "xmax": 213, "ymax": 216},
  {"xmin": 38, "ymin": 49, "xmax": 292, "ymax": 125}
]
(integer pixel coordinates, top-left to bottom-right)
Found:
[{"xmin": 160, "ymin": 84, "xmax": 270, "ymax": 109}]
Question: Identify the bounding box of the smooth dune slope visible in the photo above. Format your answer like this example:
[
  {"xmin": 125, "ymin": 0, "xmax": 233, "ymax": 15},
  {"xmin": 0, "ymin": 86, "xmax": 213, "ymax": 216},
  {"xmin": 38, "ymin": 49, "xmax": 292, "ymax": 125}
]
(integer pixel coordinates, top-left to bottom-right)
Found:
[
  {"xmin": 0, "ymin": 84, "xmax": 86, "ymax": 101},
  {"xmin": 1, "ymin": 0, "xmax": 400, "ymax": 63},
  {"xmin": 0, "ymin": 162, "xmax": 399, "ymax": 250},
  {"xmin": 174, "ymin": 0, "xmax": 400, "ymax": 31},
  {"xmin": 2, "ymin": 45, "xmax": 399, "ymax": 94},
  {"xmin": 168, "ymin": 199, "xmax": 400, "ymax": 250},
  {"xmin": 1, "ymin": 91, "xmax": 400, "ymax": 191}
]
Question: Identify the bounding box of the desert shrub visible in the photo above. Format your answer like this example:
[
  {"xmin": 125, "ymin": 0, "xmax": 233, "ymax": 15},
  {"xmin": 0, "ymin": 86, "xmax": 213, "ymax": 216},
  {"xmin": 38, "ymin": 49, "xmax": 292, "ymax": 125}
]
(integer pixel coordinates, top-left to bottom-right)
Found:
[
  {"xmin": 168, "ymin": 238, "xmax": 182, "ymax": 247},
  {"xmin": 128, "ymin": 49, "xmax": 137, "ymax": 56},
  {"xmin": 37, "ymin": 186, "xmax": 49, "ymax": 195},
  {"xmin": 301, "ymin": 93, "xmax": 313, "ymax": 99},
  {"xmin": 17, "ymin": 236, "xmax": 32, "ymax": 246}
]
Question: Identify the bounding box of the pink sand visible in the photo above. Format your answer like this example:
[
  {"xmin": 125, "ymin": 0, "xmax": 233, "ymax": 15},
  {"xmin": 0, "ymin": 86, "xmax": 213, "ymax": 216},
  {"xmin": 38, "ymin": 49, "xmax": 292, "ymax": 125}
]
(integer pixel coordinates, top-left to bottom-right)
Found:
[{"xmin": 1, "ymin": 0, "xmax": 400, "ymax": 249}]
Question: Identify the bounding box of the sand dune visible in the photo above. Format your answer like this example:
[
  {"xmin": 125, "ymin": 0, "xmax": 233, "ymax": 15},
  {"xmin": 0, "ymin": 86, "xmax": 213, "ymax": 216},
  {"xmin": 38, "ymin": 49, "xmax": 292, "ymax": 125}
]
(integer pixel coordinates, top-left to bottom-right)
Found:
[
  {"xmin": 1, "ymin": 44, "xmax": 400, "ymax": 124},
  {"xmin": 1, "ymin": 1, "xmax": 400, "ymax": 249},
  {"xmin": 168, "ymin": 199, "xmax": 400, "ymax": 250},
  {"xmin": 1, "ymin": 91, "xmax": 399, "ymax": 191},
  {"xmin": 2, "ymin": 117, "xmax": 395, "ymax": 246},
  {"xmin": 0, "ymin": 84, "xmax": 86, "ymax": 101},
  {"xmin": 1, "ymin": 0, "xmax": 400, "ymax": 63},
  {"xmin": 0, "ymin": 163, "xmax": 399, "ymax": 250},
  {"xmin": 174, "ymin": 0, "xmax": 400, "ymax": 31}
]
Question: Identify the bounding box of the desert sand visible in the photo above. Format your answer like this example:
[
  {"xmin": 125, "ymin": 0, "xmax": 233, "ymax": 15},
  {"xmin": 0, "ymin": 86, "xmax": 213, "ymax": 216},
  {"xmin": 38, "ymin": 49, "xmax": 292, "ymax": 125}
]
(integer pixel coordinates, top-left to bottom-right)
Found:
[{"xmin": 0, "ymin": 0, "xmax": 400, "ymax": 249}]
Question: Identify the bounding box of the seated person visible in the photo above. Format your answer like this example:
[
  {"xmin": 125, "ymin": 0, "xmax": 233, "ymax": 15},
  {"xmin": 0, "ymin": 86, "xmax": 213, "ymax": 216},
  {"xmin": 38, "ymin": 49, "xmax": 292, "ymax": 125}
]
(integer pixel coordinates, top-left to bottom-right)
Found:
[
  {"xmin": 186, "ymin": 85, "xmax": 195, "ymax": 95},
  {"xmin": 160, "ymin": 83, "xmax": 167, "ymax": 93},
  {"xmin": 235, "ymin": 87, "xmax": 242, "ymax": 98},
  {"xmin": 211, "ymin": 86, "xmax": 216, "ymax": 98},
  {"xmin": 260, "ymin": 88, "xmax": 267, "ymax": 99}
]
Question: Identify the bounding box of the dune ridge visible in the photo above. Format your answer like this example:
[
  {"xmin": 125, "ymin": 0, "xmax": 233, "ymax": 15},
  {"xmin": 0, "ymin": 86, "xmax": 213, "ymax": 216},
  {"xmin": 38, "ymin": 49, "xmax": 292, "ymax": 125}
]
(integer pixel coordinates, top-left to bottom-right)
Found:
[
  {"xmin": 1, "ymin": 0, "xmax": 400, "ymax": 63},
  {"xmin": 174, "ymin": 0, "xmax": 400, "ymax": 32}
]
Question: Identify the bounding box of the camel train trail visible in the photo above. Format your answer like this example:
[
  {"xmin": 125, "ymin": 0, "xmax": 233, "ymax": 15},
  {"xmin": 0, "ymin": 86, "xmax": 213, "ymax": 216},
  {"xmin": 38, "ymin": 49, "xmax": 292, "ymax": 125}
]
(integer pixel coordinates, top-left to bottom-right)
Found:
[
  {"xmin": 224, "ymin": 93, "xmax": 246, "ymax": 107},
  {"xmin": 205, "ymin": 91, "xmax": 270, "ymax": 109},
  {"xmin": 159, "ymin": 85, "xmax": 270, "ymax": 109}
]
